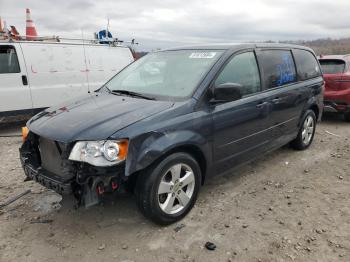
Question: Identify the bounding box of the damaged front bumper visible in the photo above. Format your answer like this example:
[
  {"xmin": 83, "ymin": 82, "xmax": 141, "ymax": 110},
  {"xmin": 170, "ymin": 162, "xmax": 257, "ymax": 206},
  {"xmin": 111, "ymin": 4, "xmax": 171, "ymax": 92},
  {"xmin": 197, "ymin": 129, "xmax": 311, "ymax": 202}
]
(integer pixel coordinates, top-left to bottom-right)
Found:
[
  {"xmin": 20, "ymin": 132, "xmax": 127, "ymax": 208},
  {"xmin": 21, "ymin": 162, "xmax": 73, "ymax": 194}
]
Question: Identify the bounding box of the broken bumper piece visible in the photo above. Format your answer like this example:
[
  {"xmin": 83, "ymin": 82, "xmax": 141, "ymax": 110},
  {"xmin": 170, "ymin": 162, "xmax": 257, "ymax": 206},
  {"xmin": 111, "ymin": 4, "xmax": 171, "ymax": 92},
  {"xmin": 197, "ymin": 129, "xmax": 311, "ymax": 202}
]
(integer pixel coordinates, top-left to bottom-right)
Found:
[
  {"xmin": 21, "ymin": 161, "xmax": 72, "ymax": 195},
  {"xmin": 19, "ymin": 132, "xmax": 126, "ymax": 208}
]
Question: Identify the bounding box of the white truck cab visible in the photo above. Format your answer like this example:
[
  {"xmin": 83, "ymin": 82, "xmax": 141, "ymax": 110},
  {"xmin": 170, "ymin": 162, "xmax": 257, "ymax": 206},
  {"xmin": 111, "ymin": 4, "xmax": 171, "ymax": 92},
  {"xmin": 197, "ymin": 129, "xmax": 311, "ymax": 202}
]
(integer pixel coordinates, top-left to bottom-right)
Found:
[{"xmin": 0, "ymin": 41, "xmax": 134, "ymax": 120}]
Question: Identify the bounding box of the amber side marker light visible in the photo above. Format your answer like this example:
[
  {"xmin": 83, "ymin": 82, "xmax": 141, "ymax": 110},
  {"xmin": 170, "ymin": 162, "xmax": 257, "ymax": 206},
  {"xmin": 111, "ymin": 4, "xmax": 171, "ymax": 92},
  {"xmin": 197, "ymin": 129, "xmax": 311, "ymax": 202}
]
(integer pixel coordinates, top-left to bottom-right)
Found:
[
  {"xmin": 117, "ymin": 140, "xmax": 129, "ymax": 161},
  {"xmin": 22, "ymin": 127, "xmax": 29, "ymax": 143}
]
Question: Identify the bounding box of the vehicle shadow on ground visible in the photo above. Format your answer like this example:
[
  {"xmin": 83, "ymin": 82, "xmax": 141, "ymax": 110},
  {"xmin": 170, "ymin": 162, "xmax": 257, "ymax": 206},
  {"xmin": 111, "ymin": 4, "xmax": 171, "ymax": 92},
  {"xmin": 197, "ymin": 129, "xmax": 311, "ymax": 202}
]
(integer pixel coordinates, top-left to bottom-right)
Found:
[{"xmin": 322, "ymin": 112, "xmax": 347, "ymax": 123}]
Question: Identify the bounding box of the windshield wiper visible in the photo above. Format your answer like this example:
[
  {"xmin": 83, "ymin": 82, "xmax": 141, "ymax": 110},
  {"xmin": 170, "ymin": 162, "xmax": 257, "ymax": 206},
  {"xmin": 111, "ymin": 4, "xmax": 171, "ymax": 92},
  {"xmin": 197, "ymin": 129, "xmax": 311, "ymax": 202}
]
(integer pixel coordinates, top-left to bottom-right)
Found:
[{"xmin": 110, "ymin": 90, "xmax": 156, "ymax": 100}]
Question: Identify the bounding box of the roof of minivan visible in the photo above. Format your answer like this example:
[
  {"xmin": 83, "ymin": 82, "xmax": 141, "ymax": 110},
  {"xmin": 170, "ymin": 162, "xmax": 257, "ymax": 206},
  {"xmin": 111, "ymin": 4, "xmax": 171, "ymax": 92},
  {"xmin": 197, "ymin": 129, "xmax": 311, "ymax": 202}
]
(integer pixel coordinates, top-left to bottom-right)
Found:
[{"xmin": 163, "ymin": 43, "xmax": 314, "ymax": 52}]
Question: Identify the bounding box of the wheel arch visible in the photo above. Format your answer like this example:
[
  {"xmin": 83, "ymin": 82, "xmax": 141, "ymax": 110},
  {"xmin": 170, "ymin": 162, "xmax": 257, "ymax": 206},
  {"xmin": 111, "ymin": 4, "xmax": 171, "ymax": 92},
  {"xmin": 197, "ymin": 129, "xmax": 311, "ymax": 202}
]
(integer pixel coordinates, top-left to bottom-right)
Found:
[
  {"xmin": 158, "ymin": 144, "xmax": 207, "ymax": 185},
  {"xmin": 299, "ymin": 95, "xmax": 322, "ymax": 127},
  {"xmin": 309, "ymin": 103, "xmax": 320, "ymax": 120},
  {"xmin": 128, "ymin": 143, "xmax": 209, "ymax": 188}
]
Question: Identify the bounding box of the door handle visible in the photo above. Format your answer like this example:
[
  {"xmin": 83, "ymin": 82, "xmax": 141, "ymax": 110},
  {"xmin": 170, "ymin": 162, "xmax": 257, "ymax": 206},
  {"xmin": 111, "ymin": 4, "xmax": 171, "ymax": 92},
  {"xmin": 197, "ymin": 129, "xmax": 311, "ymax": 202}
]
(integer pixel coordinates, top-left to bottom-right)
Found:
[
  {"xmin": 22, "ymin": 75, "xmax": 28, "ymax": 86},
  {"xmin": 256, "ymin": 101, "xmax": 268, "ymax": 109},
  {"xmin": 272, "ymin": 98, "xmax": 282, "ymax": 104}
]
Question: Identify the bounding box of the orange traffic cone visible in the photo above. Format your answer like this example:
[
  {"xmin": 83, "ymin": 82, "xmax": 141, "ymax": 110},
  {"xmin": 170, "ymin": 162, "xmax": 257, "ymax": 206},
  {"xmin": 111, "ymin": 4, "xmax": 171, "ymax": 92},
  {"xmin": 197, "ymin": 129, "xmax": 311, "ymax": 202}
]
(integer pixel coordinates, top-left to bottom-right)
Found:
[
  {"xmin": 10, "ymin": 26, "xmax": 20, "ymax": 40},
  {"xmin": 26, "ymin": 8, "xmax": 38, "ymax": 40}
]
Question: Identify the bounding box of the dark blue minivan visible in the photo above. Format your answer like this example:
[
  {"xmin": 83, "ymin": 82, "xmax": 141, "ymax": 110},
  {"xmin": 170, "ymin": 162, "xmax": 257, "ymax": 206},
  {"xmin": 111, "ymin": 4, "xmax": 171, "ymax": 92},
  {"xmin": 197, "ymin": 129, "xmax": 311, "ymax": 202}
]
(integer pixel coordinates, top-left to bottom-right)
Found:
[{"xmin": 20, "ymin": 44, "xmax": 324, "ymax": 224}]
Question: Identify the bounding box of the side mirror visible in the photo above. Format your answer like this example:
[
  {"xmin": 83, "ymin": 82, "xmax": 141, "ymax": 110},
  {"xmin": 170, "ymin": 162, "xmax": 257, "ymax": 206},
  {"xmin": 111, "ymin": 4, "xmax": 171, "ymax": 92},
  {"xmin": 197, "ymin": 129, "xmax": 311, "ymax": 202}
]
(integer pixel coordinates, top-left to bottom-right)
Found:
[{"xmin": 212, "ymin": 83, "xmax": 243, "ymax": 103}]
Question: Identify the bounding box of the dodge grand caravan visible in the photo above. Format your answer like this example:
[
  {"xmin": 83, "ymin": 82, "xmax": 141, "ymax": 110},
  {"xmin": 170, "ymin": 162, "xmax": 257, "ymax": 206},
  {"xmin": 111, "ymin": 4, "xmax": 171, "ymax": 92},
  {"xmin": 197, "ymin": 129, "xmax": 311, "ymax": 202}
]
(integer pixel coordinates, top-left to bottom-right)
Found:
[{"xmin": 20, "ymin": 44, "xmax": 324, "ymax": 224}]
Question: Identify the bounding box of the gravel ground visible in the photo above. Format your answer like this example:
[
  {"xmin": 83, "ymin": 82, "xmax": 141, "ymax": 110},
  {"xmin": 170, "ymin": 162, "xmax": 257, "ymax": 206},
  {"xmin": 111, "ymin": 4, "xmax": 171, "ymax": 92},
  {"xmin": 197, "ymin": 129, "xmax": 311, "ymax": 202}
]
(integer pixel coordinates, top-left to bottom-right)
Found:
[{"xmin": 0, "ymin": 115, "xmax": 349, "ymax": 262}]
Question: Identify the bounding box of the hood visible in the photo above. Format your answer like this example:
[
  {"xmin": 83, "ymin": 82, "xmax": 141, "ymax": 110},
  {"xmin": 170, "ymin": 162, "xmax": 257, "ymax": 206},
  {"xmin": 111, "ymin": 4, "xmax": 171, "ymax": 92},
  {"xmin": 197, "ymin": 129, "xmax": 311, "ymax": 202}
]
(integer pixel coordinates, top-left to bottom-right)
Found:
[{"xmin": 28, "ymin": 93, "xmax": 174, "ymax": 143}]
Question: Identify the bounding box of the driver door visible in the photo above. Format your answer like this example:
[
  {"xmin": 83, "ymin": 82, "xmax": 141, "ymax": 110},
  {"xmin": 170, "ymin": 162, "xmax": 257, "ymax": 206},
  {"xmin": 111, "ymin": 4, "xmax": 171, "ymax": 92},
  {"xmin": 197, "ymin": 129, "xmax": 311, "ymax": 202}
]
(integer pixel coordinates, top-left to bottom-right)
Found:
[{"xmin": 211, "ymin": 51, "xmax": 273, "ymax": 173}]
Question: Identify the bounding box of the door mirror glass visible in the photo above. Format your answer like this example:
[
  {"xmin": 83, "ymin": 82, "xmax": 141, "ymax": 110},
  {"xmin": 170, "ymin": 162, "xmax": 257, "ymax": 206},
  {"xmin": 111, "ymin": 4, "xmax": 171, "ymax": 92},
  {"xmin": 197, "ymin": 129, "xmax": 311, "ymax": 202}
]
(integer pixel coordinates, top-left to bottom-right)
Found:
[{"xmin": 213, "ymin": 83, "xmax": 243, "ymax": 102}]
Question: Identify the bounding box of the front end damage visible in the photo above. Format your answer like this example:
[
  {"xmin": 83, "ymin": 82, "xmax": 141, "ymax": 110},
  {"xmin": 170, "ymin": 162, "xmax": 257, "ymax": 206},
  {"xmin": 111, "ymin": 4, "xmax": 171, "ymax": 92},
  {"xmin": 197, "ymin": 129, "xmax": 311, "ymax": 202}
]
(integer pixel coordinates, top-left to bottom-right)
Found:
[{"xmin": 20, "ymin": 132, "xmax": 127, "ymax": 208}]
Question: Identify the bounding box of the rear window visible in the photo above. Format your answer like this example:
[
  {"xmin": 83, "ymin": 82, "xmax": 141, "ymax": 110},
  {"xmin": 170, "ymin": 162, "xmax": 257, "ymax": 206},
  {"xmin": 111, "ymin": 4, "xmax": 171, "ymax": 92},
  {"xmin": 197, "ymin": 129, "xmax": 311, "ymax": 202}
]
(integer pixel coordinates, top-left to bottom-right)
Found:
[
  {"xmin": 319, "ymin": 59, "xmax": 346, "ymax": 74},
  {"xmin": 259, "ymin": 50, "xmax": 296, "ymax": 89},
  {"xmin": 0, "ymin": 45, "xmax": 20, "ymax": 74},
  {"xmin": 293, "ymin": 49, "xmax": 321, "ymax": 80}
]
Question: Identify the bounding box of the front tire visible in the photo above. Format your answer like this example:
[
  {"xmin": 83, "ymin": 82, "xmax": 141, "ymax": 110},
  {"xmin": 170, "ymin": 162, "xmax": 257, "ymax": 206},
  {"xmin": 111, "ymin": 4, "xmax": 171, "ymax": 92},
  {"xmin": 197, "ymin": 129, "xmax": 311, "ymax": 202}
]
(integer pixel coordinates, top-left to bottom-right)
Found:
[
  {"xmin": 135, "ymin": 152, "xmax": 201, "ymax": 225},
  {"xmin": 290, "ymin": 110, "xmax": 316, "ymax": 150}
]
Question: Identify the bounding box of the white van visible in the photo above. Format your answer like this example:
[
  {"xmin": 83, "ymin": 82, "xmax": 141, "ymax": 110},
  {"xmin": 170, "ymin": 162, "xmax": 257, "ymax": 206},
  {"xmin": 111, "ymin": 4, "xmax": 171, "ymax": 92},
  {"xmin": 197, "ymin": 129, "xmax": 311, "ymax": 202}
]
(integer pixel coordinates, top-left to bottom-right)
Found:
[{"xmin": 0, "ymin": 41, "xmax": 134, "ymax": 119}]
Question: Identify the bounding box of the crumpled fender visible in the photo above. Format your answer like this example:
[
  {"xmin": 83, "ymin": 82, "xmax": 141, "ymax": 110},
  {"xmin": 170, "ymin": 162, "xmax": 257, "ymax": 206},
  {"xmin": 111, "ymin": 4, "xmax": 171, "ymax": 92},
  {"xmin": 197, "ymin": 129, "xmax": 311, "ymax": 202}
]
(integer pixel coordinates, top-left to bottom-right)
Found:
[{"xmin": 124, "ymin": 130, "xmax": 212, "ymax": 177}]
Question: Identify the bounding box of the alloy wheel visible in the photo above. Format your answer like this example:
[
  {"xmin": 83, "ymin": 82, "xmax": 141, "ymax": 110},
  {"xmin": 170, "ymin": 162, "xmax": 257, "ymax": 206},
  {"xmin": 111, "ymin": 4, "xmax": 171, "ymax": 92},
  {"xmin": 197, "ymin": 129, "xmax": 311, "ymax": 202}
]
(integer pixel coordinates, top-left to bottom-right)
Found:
[
  {"xmin": 157, "ymin": 163, "xmax": 195, "ymax": 215},
  {"xmin": 301, "ymin": 115, "xmax": 314, "ymax": 145}
]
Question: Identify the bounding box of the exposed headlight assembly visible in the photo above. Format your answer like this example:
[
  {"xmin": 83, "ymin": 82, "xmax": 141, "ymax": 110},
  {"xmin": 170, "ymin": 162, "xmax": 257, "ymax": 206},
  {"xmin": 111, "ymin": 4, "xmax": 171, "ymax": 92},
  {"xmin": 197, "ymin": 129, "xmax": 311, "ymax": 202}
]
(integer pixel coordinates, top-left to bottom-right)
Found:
[{"xmin": 69, "ymin": 140, "xmax": 128, "ymax": 166}]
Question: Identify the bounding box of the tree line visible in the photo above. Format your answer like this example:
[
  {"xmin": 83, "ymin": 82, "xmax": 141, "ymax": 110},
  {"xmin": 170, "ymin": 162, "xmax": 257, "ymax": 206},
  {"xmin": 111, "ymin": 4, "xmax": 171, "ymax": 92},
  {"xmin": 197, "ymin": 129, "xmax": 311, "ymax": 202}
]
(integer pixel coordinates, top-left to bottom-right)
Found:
[{"xmin": 282, "ymin": 38, "xmax": 350, "ymax": 55}]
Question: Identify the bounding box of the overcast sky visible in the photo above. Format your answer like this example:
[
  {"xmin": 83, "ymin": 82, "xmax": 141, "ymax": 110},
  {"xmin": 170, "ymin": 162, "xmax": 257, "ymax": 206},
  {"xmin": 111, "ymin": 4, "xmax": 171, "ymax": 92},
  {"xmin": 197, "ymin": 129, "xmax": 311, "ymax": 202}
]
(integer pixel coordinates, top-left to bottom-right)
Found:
[{"xmin": 1, "ymin": 0, "xmax": 350, "ymax": 51}]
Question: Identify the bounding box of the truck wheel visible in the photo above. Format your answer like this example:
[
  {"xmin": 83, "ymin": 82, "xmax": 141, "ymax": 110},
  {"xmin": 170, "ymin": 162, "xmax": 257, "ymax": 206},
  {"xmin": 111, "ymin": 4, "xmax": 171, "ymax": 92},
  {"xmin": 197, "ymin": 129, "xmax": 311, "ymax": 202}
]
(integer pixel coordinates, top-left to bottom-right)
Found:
[
  {"xmin": 135, "ymin": 152, "xmax": 201, "ymax": 225},
  {"xmin": 344, "ymin": 112, "xmax": 350, "ymax": 122},
  {"xmin": 290, "ymin": 110, "xmax": 316, "ymax": 150}
]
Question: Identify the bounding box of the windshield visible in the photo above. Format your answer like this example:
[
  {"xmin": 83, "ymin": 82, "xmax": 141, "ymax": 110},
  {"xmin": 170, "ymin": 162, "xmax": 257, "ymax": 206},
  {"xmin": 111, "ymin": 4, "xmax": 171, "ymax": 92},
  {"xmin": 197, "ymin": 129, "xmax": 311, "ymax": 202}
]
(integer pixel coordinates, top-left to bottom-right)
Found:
[
  {"xmin": 103, "ymin": 50, "xmax": 223, "ymax": 99},
  {"xmin": 319, "ymin": 59, "xmax": 346, "ymax": 74}
]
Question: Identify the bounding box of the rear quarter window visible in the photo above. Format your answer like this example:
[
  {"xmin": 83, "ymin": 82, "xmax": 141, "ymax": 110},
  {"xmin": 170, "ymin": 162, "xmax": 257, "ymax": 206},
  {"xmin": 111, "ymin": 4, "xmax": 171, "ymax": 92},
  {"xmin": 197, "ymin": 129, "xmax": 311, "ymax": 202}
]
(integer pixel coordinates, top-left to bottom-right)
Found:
[
  {"xmin": 319, "ymin": 59, "xmax": 346, "ymax": 74},
  {"xmin": 259, "ymin": 50, "xmax": 296, "ymax": 89},
  {"xmin": 293, "ymin": 49, "xmax": 321, "ymax": 80}
]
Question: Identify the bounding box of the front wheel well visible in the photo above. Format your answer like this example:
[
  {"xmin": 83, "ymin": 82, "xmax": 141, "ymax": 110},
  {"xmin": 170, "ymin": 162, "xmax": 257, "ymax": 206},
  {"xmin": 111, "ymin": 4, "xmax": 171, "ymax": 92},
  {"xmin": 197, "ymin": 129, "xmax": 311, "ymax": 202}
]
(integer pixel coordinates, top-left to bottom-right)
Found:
[
  {"xmin": 166, "ymin": 145, "xmax": 207, "ymax": 185},
  {"xmin": 129, "ymin": 145, "xmax": 207, "ymax": 191}
]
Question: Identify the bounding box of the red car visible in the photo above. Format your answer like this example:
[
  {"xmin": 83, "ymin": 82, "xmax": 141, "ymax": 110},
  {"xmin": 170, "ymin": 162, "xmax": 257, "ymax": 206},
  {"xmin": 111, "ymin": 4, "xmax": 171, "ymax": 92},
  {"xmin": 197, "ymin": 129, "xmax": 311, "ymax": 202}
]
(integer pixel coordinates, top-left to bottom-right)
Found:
[{"xmin": 319, "ymin": 55, "xmax": 350, "ymax": 121}]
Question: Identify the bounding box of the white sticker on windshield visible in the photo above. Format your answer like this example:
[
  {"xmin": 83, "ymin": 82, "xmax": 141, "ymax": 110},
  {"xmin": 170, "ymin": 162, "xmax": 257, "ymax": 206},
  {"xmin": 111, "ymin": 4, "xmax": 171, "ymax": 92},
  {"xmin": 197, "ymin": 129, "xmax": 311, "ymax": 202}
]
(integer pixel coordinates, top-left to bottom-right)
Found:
[{"xmin": 189, "ymin": 52, "xmax": 217, "ymax": 59}]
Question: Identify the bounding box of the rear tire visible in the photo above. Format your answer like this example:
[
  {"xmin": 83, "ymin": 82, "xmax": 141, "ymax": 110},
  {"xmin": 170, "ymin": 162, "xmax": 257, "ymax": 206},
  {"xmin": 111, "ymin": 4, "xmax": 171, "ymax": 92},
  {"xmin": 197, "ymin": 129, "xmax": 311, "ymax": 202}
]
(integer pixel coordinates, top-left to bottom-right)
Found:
[
  {"xmin": 344, "ymin": 112, "xmax": 350, "ymax": 122},
  {"xmin": 290, "ymin": 110, "xmax": 316, "ymax": 150},
  {"xmin": 135, "ymin": 152, "xmax": 201, "ymax": 225}
]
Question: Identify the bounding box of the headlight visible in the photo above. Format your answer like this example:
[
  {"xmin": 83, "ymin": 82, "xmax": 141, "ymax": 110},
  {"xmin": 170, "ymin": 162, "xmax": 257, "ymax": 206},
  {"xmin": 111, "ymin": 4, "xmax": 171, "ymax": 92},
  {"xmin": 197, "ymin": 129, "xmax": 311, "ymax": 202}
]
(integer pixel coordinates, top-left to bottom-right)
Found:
[
  {"xmin": 103, "ymin": 141, "xmax": 120, "ymax": 161},
  {"xmin": 69, "ymin": 139, "xmax": 128, "ymax": 166}
]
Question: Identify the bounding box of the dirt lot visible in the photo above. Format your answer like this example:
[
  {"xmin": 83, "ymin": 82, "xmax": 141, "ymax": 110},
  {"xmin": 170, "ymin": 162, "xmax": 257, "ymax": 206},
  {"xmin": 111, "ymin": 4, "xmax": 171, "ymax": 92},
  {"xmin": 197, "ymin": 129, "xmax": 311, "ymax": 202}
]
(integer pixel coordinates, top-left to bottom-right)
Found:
[{"xmin": 0, "ymin": 115, "xmax": 349, "ymax": 262}]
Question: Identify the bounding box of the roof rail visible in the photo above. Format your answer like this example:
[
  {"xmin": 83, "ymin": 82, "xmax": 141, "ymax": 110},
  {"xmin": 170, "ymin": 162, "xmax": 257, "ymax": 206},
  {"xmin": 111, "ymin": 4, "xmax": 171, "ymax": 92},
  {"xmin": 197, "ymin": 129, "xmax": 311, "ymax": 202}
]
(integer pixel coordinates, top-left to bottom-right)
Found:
[{"xmin": 0, "ymin": 33, "xmax": 138, "ymax": 45}]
